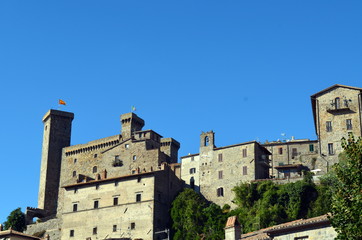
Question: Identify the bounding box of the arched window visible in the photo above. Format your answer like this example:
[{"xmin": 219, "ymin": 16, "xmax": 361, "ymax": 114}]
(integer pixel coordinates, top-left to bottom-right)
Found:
[
  {"xmin": 72, "ymin": 171, "xmax": 76, "ymax": 177},
  {"xmin": 190, "ymin": 177, "xmax": 195, "ymax": 189},
  {"xmin": 204, "ymin": 136, "xmax": 209, "ymax": 146},
  {"xmin": 93, "ymin": 166, "xmax": 97, "ymax": 173},
  {"xmin": 133, "ymin": 155, "xmax": 137, "ymax": 161}
]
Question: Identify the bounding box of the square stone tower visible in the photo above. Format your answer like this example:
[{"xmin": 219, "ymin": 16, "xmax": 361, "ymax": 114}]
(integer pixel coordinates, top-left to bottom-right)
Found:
[
  {"xmin": 38, "ymin": 110, "xmax": 74, "ymax": 216},
  {"xmin": 311, "ymin": 84, "xmax": 362, "ymax": 168}
]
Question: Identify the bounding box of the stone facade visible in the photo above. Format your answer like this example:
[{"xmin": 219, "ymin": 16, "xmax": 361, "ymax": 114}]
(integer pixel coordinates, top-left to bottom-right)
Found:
[
  {"xmin": 181, "ymin": 131, "xmax": 270, "ymax": 207},
  {"xmin": 311, "ymin": 84, "xmax": 362, "ymax": 170},
  {"xmin": 263, "ymin": 138, "xmax": 319, "ymax": 178},
  {"xmin": 61, "ymin": 165, "xmax": 181, "ymax": 240},
  {"xmin": 26, "ymin": 111, "xmax": 182, "ymax": 240}
]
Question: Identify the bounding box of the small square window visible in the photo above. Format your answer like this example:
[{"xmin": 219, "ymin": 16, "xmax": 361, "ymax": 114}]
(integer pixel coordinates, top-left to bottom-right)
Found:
[
  {"xmin": 125, "ymin": 144, "xmax": 129, "ymax": 149},
  {"xmin": 113, "ymin": 197, "xmax": 118, "ymax": 206},
  {"xmin": 136, "ymin": 193, "xmax": 142, "ymax": 202},
  {"xmin": 73, "ymin": 203, "xmax": 78, "ymax": 212},
  {"xmin": 130, "ymin": 222, "xmax": 135, "ymax": 230},
  {"xmin": 94, "ymin": 154, "xmax": 98, "ymax": 158},
  {"xmin": 94, "ymin": 200, "xmax": 99, "ymax": 209},
  {"xmin": 189, "ymin": 168, "xmax": 196, "ymax": 174}
]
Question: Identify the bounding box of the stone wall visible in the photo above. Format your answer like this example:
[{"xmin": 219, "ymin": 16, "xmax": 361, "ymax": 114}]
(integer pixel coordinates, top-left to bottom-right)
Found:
[{"xmin": 25, "ymin": 218, "xmax": 61, "ymax": 240}]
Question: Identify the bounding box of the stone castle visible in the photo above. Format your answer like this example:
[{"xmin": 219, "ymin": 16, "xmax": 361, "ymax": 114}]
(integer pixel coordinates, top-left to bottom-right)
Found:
[{"xmin": 24, "ymin": 84, "xmax": 362, "ymax": 240}]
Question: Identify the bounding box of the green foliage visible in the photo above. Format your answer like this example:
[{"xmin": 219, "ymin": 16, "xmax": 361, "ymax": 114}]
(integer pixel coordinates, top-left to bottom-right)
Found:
[
  {"xmin": 232, "ymin": 176, "xmax": 323, "ymax": 233},
  {"xmin": 330, "ymin": 135, "xmax": 362, "ymax": 239},
  {"xmin": 3, "ymin": 208, "xmax": 26, "ymax": 232},
  {"xmin": 171, "ymin": 189, "xmax": 228, "ymax": 240}
]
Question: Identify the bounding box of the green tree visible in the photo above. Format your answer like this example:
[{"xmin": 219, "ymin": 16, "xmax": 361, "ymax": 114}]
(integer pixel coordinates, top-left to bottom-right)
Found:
[
  {"xmin": 330, "ymin": 135, "xmax": 362, "ymax": 239},
  {"xmin": 3, "ymin": 208, "xmax": 26, "ymax": 232},
  {"xmin": 171, "ymin": 188, "xmax": 206, "ymax": 240},
  {"xmin": 202, "ymin": 203, "xmax": 227, "ymax": 240}
]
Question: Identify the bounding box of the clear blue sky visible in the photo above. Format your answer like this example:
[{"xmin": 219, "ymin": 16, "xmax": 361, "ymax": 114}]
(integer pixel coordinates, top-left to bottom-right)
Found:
[{"xmin": 1, "ymin": 1, "xmax": 361, "ymax": 224}]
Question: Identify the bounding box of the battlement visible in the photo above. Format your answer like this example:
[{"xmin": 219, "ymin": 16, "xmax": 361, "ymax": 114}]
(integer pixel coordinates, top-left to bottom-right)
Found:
[{"xmin": 42, "ymin": 109, "xmax": 74, "ymax": 122}]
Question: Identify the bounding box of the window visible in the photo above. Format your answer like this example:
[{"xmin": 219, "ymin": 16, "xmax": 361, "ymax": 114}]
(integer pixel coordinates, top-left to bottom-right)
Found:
[
  {"xmin": 130, "ymin": 222, "xmax": 135, "ymax": 230},
  {"xmin": 217, "ymin": 187, "xmax": 224, "ymax": 197},
  {"xmin": 278, "ymin": 147, "xmax": 283, "ymax": 155},
  {"xmin": 137, "ymin": 177, "xmax": 141, "ymax": 182},
  {"xmin": 136, "ymin": 193, "xmax": 142, "ymax": 202},
  {"xmin": 292, "ymin": 148, "xmax": 298, "ymax": 158},
  {"xmin": 94, "ymin": 200, "xmax": 99, "ymax": 209},
  {"xmin": 95, "ymin": 184, "xmax": 99, "ymax": 190},
  {"xmin": 93, "ymin": 227, "xmax": 97, "ymax": 235},
  {"xmin": 204, "ymin": 136, "xmax": 209, "ymax": 146},
  {"xmin": 94, "ymin": 154, "xmax": 97, "ymax": 158},
  {"xmin": 115, "ymin": 181, "xmax": 119, "ymax": 186},
  {"xmin": 326, "ymin": 121, "xmax": 332, "ymax": 132},
  {"xmin": 72, "ymin": 171, "xmax": 76, "ymax": 177},
  {"xmin": 93, "ymin": 166, "xmax": 97, "ymax": 173},
  {"xmin": 242, "ymin": 149, "xmax": 247, "ymax": 158},
  {"xmin": 191, "ymin": 156, "xmax": 194, "ymax": 161},
  {"xmin": 125, "ymin": 144, "xmax": 129, "ymax": 149},
  {"xmin": 113, "ymin": 225, "xmax": 117, "ymax": 232},
  {"xmin": 74, "ymin": 158, "xmax": 77, "ymax": 163},
  {"xmin": 328, "ymin": 143, "xmax": 334, "ymax": 155},
  {"xmin": 243, "ymin": 166, "xmax": 247, "ymax": 175},
  {"xmin": 335, "ymin": 97, "xmax": 340, "ymax": 109},
  {"xmin": 189, "ymin": 168, "xmax": 196, "ymax": 174},
  {"xmin": 73, "ymin": 203, "xmax": 78, "ymax": 212},
  {"xmin": 113, "ymin": 197, "xmax": 118, "ymax": 206},
  {"xmin": 218, "ymin": 153, "xmax": 223, "ymax": 162},
  {"xmin": 133, "ymin": 155, "xmax": 137, "ymax": 161},
  {"xmin": 346, "ymin": 119, "xmax": 352, "ymax": 130},
  {"xmin": 115, "ymin": 155, "xmax": 120, "ymax": 161},
  {"xmin": 218, "ymin": 170, "xmax": 223, "ymax": 179},
  {"xmin": 309, "ymin": 144, "xmax": 314, "ymax": 152},
  {"xmin": 70, "ymin": 230, "xmax": 74, "ymax": 237}
]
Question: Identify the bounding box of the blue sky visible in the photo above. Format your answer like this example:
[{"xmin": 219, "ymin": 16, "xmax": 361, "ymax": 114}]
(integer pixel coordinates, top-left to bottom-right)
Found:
[{"xmin": 0, "ymin": 1, "xmax": 361, "ymax": 223}]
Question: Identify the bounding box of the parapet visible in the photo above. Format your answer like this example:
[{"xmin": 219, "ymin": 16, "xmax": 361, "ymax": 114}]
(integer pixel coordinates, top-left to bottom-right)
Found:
[{"xmin": 42, "ymin": 109, "xmax": 74, "ymax": 122}]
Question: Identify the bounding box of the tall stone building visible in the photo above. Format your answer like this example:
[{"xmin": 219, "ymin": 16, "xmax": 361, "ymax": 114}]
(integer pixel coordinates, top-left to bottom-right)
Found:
[
  {"xmin": 26, "ymin": 110, "xmax": 183, "ymax": 240},
  {"xmin": 181, "ymin": 131, "xmax": 270, "ymax": 207},
  {"xmin": 311, "ymin": 84, "xmax": 362, "ymax": 170}
]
